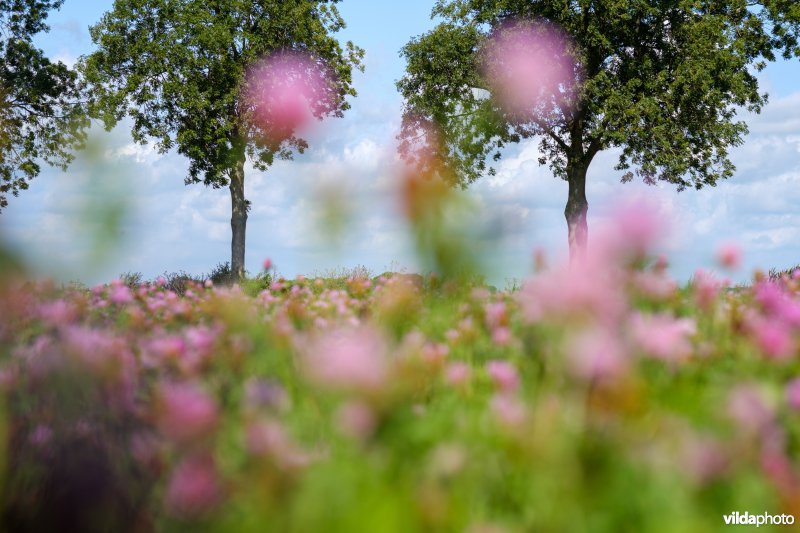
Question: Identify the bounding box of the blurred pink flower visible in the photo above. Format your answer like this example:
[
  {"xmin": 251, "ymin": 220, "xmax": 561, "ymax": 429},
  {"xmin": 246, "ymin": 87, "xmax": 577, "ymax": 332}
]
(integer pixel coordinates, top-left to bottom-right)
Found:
[
  {"xmin": 181, "ymin": 326, "xmax": 217, "ymax": 373},
  {"xmin": 445, "ymin": 329, "xmax": 460, "ymax": 344},
  {"xmin": 754, "ymin": 282, "xmax": 786, "ymax": 316},
  {"xmin": 598, "ymin": 198, "xmax": 668, "ymax": 261},
  {"xmin": 141, "ymin": 334, "xmax": 186, "ymax": 368},
  {"xmin": 692, "ymin": 269, "xmax": 720, "ymax": 310},
  {"xmin": 165, "ymin": 454, "xmax": 223, "ymax": 519},
  {"xmin": 422, "ymin": 342, "xmax": 449, "ymax": 366},
  {"xmin": 38, "ymin": 299, "xmax": 78, "ymax": 326},
  {"xmin": 302, "ymin": 326, "xmax": 389, "ymax": 392},
  {"xmin": 749, "ymin": 317, "xmax": 795, "ymax": 360},
  {"xmin": 716, "ymin": 243, "xmax": 742, "ymax": 270},
  {"xmin": 444, "ymin": 361, "xmax": 472, "ymax": 387},
  {"xmin": 727, "ymin": 384, "xmax": 774, "ymax": 435},
  {"xmin": 263, "ymin": 258, "xmax": 273, "ymax": 270},
  {"xmin": 679, "ymin": 434, "xmax": 729, "ymax": 485},
  {"xmin": 130, "ymin": 431, "xmax": 162, "ymax": 469},
  {"xmin": 62, "ymin": 326, "xmax": 129, "ymax": 378},
  {"xmin": 109, "ymin": 284, "xmax": 133, "ymax": 305},
  {"xmin": 158, "ymin": 382, "xmax": 219, "ymax": 444},
  {"xmin": 491, "ymin": 326, "xmax": 513, "ymax": 347},
  {"xmin": 490, "ymin": 393, "xmax": 527, "ymax": 427},
  {"xmin": 517, "ymin": 260, "xmax": 626, "ymax": 325},
  {"xmin": 568, "ymin": 326, "xmax": 628, "ymax": 382},
  {"xmin": 754, "ymin": 282, "xmax": 800, "ymax": 327},
  {"xmin": 246, "ymin": 420, "xmax": 314, "ymax": 469},
  {"xmin": 484, "ymin": 302, "xmax": 507, "ymax": 330},
  {"xmin": 29, "ymin": 424, "xmax": 53, "ymax": 448},
  {"xmin": 759, "ymin": 447, "xmax": 799, "ymax": 494},
  {"xmin": 630, "ymin": 271, "xmax": 677, "ymax": 300},
  {"xmin": 629, "ymin": 312, "xmax": 696, "ymax": 362},
  {"xmin": 481, "ymin": 19, "xmax": 578, "ymax": 121},
  {"xmin": 336, "ymin": 401, "xmax": 377, "ymax": 440},
  {"xmin": 486, "ymin": 360, "xmax": 520, "ymax": 392},
  {"xmin": 245, "ymin": 51, "xmax": 335, "ymax": 144},
  {"xmin": 785, "ymin": 379, "xmax": 800, "ymax": 410}
]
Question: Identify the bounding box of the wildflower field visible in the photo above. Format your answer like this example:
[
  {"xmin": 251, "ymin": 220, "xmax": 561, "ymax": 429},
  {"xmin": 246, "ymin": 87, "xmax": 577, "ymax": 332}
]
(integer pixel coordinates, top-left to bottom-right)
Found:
[
  {"xmin": 3, "ymin": 1, "xmax": 800, "ymax": 529},
  {"xmin": 2, "ymin": 207, "xmax": 800, "ymax": 532}
]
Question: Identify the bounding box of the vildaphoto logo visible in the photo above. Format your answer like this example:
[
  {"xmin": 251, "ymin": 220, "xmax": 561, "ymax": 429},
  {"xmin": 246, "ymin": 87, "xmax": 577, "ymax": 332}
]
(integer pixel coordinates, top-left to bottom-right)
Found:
[{"xmin": 723, "ymin": 511, "xmax": 795, "ymax": 527}]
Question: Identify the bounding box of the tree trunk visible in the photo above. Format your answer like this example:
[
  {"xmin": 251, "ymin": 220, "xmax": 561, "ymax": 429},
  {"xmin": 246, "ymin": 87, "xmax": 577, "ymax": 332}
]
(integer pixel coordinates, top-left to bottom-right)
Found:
[
  {"xmin": 565, "ymin": 162, "xmax": 589, "ymax": 263},
  {"xmin": 229, "ymin": 154, "xmax": 247, "ymax": 282}
]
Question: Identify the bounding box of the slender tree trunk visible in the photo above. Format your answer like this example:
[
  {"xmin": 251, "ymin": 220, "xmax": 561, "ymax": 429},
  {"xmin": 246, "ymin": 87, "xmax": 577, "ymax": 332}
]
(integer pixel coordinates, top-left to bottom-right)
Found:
[
  {"xmin": 230, "ymin": 153, "xmax": 247, "ymax": 282},
  {"xmin": 565, "ymin": 161, "xmax": 589, "ymax": 263}
]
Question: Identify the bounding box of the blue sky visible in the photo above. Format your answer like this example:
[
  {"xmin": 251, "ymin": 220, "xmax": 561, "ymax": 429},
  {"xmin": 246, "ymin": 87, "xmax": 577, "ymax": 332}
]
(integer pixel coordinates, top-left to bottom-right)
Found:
[{"xmin": 3, "ymin": 0, "xmax": 800, "ymax": 285}]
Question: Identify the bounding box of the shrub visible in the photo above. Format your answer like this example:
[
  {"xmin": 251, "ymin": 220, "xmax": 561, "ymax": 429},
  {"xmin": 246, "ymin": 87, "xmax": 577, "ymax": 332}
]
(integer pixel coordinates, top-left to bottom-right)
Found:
[{"xmin": 208, "ymin": 262, "xmax": 235, "ymax": 287}]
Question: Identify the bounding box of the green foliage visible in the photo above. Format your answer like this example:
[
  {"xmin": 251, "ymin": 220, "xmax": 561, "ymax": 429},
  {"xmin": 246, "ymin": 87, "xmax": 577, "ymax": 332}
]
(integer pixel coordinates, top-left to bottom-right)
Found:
[
  {"xmin": 161, "ymin": 269, "xmax": 205, "ymax": 295},
  {"xmin": 240, "ymin": 271, "xmax": 272, "ymax": 296},
  {"xmin": 0, "ymin": 0, "xmax": 89, "ymax": 210},
  {"xmin": 398, "ymin": 0, "xmax": 800, "ymax": 189},
  {"xmin": 118, "ymin": 271, "xmax": 144, "ymax": 288},
  {"xmin": 208, "ymin": 261, "xmax": 235, "ymax": 287},
  {"xmin": 80, "ymin": 0, "xmax": 364, "ymax": 188}
]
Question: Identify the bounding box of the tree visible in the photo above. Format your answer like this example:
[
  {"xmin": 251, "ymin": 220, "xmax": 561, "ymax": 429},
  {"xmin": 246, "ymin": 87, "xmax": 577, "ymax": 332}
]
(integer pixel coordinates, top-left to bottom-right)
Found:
[
  {"xmin": 81, "ymin": 0, "xmax": 364, "ymax": 280},
  {"xmin": 0, "ymin": 0, "xmax": 88, "ymax": 210},
  {"xmin": 398, "ymin": 0, "xmax": 800, "ymax": 260}
]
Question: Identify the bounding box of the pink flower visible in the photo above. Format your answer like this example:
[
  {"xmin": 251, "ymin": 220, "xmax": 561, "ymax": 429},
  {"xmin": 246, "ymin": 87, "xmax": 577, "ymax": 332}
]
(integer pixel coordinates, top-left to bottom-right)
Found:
[
  {"xmin": 245, "ymin": 51, "xmax": 336, "ymax": 144},
  {"xmin": 679, "ymin": 434, "xmax": 729, "ymax": 485},
  {"xmin": 62, "ymin": 326, "xmax": 129, "ymax": 378},
  {"xmin": 422, "ymin": 342, "xmax": 449, "ymax": 366},
  {"xmin": 754, "ymin": 282, "xmax": 800, "ymax": 327},
  {"xmin": 727, "ymin": 384, "xmax": 774, "ymax": 435},
  {"xmin": 568, "ymin": 326, "xmax": 628, "ymax": 382},
  {"xmin": 517, "ymin": 260, "xmax": 626, "ymax": 325},
  {"xmin": 141, "ymin": 334, "xmax": 186, "ymax": 368},
  {"xmin": 602, "ymin": 199, "xmax": 668, "ymax": 259},
  {"xmin": 335, "ymin": 401, "xmax": 377, "ymax": 440},
  {"xmin": 157, "ymin": 382, "xmax": 219, "ymax": 444},
  {"xmin": 29, "ymin": 424, "xmax": 53, "ymax": 448},
  {"xmin": 480, "ymin": 19, "xmax": 578, "ymax": 121},
  {"xmin": 165, "ymin": 454, "xmax": 223, "ymax": 519},
  {"xmin": 491, "ymin": 326, "xmax": 513, "ymax": 347},
  {"xmin": 246, "ymin": 420, "xmax": 313, "ymax": 469},
  {"xmin": 109, "ymin": 284, "xmax": 133, "ymax": 304},
  {"xmin": 38, "ymin": 299, "xmax": 78, "ymax": 326},
  {"xmin": 747, "ymin": 316, "xmax": 795, "ymax": 360},
  {"xmin": 490, "ymin": 393, "xmax": 527, "ymax": 427},
  {"xmin": 484, "ymin": 302, "xmax": 507, "ymax": 330},
  {"xmin": 716, "ymin": 242, "xmax": 742, "ymax": 270},
  {"xmin": 445, "ymin": 329, "xmax": 460, "ymax": 344},
  {"xmin": 692, "ymin": 269, "xmax": 720, "ymax": 310},
  {"xmin": 181, "ymin": 326, "xmax": 217, "ymax": 372},
  {"xmin": 302, "ymin": 326, "xmax": 389, "ymax": 392},
  {"xmin": 629, "ymin": 312, "xmax": 696, "ymax": 362},
  {"xmin": 630, "ymin": 271, "xmax": 677, "ymax": 300},
  {"xmin": 785, "ymin": 379, "xmax": 800, "ymax": 410},
  {"xmin": 444, "ymin": 362, "xmax": 471, "ymax": 387},
  {"xmin": 263, "ymin": 258, "xmax": 273, "ymax": 271},
  {"xmin": 486, "ymin": 360, "xmax": 520, "ymax": 392}
]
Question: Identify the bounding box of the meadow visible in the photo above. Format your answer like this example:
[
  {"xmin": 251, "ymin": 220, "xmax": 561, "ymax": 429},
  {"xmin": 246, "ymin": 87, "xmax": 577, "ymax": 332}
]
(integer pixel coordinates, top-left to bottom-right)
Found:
[{"xmin": 2, "ymin": 203, "xmax": 800, "ymax": 532}]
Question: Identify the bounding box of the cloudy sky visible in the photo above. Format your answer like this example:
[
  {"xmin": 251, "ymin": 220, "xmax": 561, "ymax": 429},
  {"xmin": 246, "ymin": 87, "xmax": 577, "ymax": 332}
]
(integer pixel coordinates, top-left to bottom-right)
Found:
[{"xmin": 2, "ymin": 1, "xmax": 800, "ymax": 286}]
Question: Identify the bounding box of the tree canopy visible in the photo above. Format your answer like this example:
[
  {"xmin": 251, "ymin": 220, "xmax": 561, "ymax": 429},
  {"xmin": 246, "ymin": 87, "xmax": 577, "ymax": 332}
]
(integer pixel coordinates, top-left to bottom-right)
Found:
[
  {"xmin": 398, "ymin": 0, "xmax": 800, "ymax": 257},
  {"xmin": 0, "ymin": 0, "xmax": 88, "ymax": 210},
  {"xmin": 81, "ymin": 0, "xmax": 364, "ymax": 278}
]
